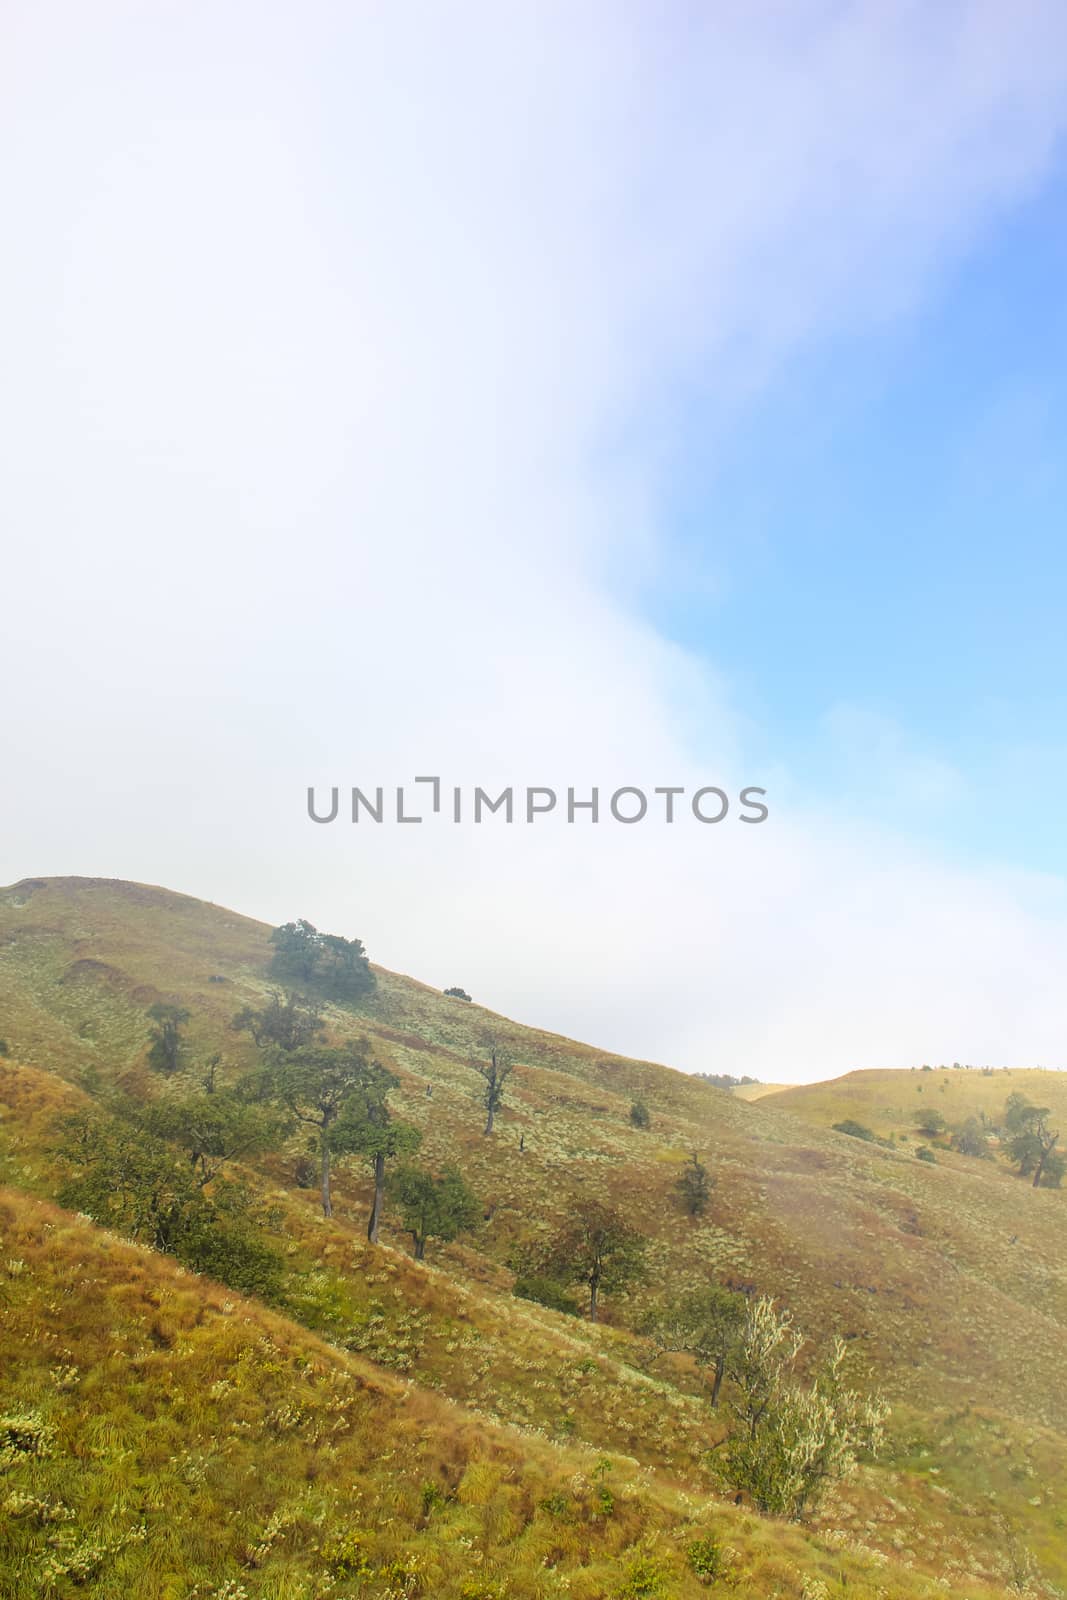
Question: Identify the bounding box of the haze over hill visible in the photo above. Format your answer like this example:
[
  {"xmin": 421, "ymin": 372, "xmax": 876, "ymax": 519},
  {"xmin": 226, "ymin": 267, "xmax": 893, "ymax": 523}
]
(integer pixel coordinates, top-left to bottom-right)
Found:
[{"xmin": 1, "ymin": 876, "xmax": 1065, "ymax": 1598}]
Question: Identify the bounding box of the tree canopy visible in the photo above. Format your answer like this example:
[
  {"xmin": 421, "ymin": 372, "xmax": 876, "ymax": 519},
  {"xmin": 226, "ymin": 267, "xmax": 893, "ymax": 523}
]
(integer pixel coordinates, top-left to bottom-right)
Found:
[
  {"xmin": 262, "ymin": 1039, "xmax": 395, "ymax": 1217},
  {"xmin": 390, "ymin": 1163, "xmax": 480, "ymax": 1260},
  {"xmin": 269, "ymin": 920, "xmax": 375, "ymax": 1002},
  {"xmin": 528, "ymin": 1199, "xmax": 647, "ymax": 1323}
]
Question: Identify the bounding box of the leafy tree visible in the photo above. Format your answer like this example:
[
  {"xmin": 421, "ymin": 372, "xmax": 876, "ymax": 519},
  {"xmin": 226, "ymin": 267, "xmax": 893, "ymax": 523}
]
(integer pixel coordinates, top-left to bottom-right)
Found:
[
  {"xmin": 339, "ymin": 1088, "xmax": 421, "ymax": 1244},
  {"xmin": 914, "ymin": 1108, "xmax": 948, "ymax": 1139},
  {"xmin": 443, "ymin": 986, "xmax": 472, "ymax": 1002},
  {"xmin": 231, "ymin": 990, "xmax": 325, "ymax": 1053},
  {"xmin": 712, "ymin": 1297, "xmax": 887, "ymax": 1520},
  {"xmin": 470, "ymin": 1033, "xmax": 515, "ymax": 1135},
  {"xmin": 140, "ymin": 1084, "xmax": 283, "ymax": 1187},
  {"xmin": 1004, "ymin": 1094, "xmax": 1062, "ymax": 1187},
  {"xmin": 629, "ymin": 1100, "xmax": 651, "ymax": 1130},
  {"xmin": 642, "ymin": 1284, "xmax": 746, "ymax": 1406},
  {"xmin": 676, "ymin": 1152, "xmax": 713, "ymax": 1218},
  {"xmin": 269, "ymin": 920, "xmax": 374, "ymax": 1001},
  {"xmin": 54, "ymin": 1112, "xmax": 282, "ymax": 1297},
  {"xmin": 950, "ymin": 1117, "xmax": 990, "ymax": 1159},
  {"xmin": 390, "ymin": 1163, "xmax": 480, "ymax": 1260},
  {"xmin": 915, "ymin": 1146, "xmax": 937, "ymax": 1164},
  {"xmin": 146, "ymin": 1003, "xmax": 190, "ymax": 1076},
  {"xmin": 530, "ymin": 1200, "xmax": 647, "ymax": 1323},
  {"xmin": 264, "ymin": 1040, "xmax": 392, "ymax": 1217}
]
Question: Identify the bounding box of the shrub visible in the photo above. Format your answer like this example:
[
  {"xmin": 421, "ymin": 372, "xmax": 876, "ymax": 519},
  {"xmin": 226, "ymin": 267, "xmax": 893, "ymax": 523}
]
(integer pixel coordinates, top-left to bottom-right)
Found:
[
  {"xmin": 832, "ymin": 1119, "xmax": 877, "ymax": 1143},
  {"xmin": 513, "ymin": 1274, "xmax": 581, "ymax": 1316},
  {"xmin": 616, "ymin": 1554, "xmax": 665, "ymax": 1597},
  {"xmin": 712, "ymin": 1298, "xmax": 888, "ymax": 1520},
  {"xmin": 915, "ymin": 1146, "xmax": 937, "ymax": 1164},
  {"xmin": 951, "ymin": 1118, "xmax": 991, "ymax": 1159},
  {"xmin": 420, "ymin": 1481, "xmax": 447, "ymax": 1516},
  {"xmin": 443, "ymin": 986, "xmax": 472, "ymax": 1001},
  {"xmin": 676, "ymin": 1152, "xmax": 713, "ymax": 1217},
  {"xmin": 629, "ymin": 1100, "xmax": 651, "ymax": 1130},
  {"xmin": 686, "ymin": 1534, "xmax": 725, "ymax": 1582},
  {"xmin": 322, "ymin": 1528, "xmax": 374, "ymax": 1579}
]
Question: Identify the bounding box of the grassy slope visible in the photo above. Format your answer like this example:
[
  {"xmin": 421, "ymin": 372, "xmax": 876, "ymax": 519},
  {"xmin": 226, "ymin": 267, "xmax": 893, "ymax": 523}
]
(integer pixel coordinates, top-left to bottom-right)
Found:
[
  {"xmin": 1, "ymin": 877, "xmax": 1065, "ymax": 1597},
  {"xmin": 770, "ymin": 1066, "xmax": 1067, "ymax": 1144}
]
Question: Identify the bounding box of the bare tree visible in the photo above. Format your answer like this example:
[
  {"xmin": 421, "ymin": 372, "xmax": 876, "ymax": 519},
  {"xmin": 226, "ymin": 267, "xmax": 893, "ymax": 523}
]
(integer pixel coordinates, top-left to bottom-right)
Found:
[{"xmin": 470, "ymin": 1033, "xmax": 515, "ymax": 1135}]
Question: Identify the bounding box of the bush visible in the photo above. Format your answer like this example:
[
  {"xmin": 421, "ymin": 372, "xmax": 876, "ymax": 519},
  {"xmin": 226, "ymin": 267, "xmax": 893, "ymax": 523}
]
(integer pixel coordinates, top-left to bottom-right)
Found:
[
  {"xmin": 629, "ymin": 1100, "xmax": 651, "ymax": 1130},
  {"xmin": 951, "ymin": 1117, "xmax": 991, "ymax": 1159},
  {"xmin": 512, "ymin": 1274, "xmax": 581, "ymax": 1316},
  {"xmin": 54, "ymin": 1114, "xmax": 284, "ymax": 1300},
  {"xmin": 915, "ymin": 1146, "xmax": 937, "ymax": 1164},
  {"xmin": 832, "ymin": 1119, "xmax": 877, "ymax": 1143},
  {"xmin": 0, "ymin": 1038, "xmax": 9, "ymax": 1057},
  {"xmin": 443, "ymin": 986, "xmax": 472, "ymax": 1002},
  {"xmin": 616, "ymin": 1555, "xmax": 665, "ymax": 1597},
  {"xmin": 712, "ymin": 1298, "xmax": 888, "ymax": 1520},
  {"xmin": 686, "ymin": 1535, "xmax": 725, "ymax": 1582}
]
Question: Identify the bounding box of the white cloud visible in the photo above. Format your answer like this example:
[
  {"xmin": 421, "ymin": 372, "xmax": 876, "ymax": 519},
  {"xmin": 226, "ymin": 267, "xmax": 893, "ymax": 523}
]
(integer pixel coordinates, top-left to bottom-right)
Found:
[{"xmin": 2, "ymin": 1, "xmax": 1067, "ymax": 1079}]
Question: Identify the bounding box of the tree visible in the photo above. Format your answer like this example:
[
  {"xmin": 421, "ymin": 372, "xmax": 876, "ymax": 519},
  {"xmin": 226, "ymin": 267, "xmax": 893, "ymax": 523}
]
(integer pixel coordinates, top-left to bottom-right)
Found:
[
  {"xmin": 629, "ymin": 1100, "xmax": 651, "ymax": 1130},
  {"xmin": 642, "ymin": 1284, "xmax": 745, "ymax": 1406},
  {"xmin": 914, "ymin": 1108, "xmax": 948, "ymax": 1139},
  {"xmin": 1004, "ymin": 1094, "xmax": 1062, "ymax": 1188},
  {"xmin": 531, "ymin": 1200, "xmax": 647, "ymax": 1323},
  {"xmin": 470, "ymin": 1034, "xmax": 515, "ymax": 1135},
  {"xmin": 265, "ymin": 1040, "xmax": 392, "ymax": 1217},
  {"xmin": 950, "ymin": 1117, "xmax": 990, "ymax": 1159},
  {"xmin": 696, "ymin": 1073, "xmax": 760, "ymax": 1090},
  {"xmin": 54, "ymin": 1112, "xmax": 282, "ymax": 1297},
  {"xmin": 390, "ymin": 1163, "xmax": 480, "ymax": 1260},
  {"xmin": 141, "ymin": 1084, "xmax": 283, "ymax": 1187},
  {"xmin": 443, "ymin": 986, "xmax": 472, "ymax": 1002},
  {"xmin": 269, "ymin": 920, "xmax": 374, "ymax": 1002},
  {"xmin": 146, "ymin": 1003, "xmax": 190, "ymax": 1076},
  {"xmin": 676, "ymin": 1153, "xmax": 713, "ymax": 1217},
  {"xmin": 337, "ymin": 1087, "xmax": 421, "ymax": 1244},
  {"xmin": 232, "ymin": 990, "xmax": 326, "ymax": 1053},
  {"xmin": 712, "ymin": 1297, "xmax": 888, "ymax": 1520}
]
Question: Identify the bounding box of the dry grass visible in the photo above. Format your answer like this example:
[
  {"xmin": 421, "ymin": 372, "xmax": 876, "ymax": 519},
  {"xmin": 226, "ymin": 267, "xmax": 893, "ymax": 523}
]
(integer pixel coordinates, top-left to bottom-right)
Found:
[{"xmin": 1, "ymin": 875, "xmax": 1065, "ymax": 1597}]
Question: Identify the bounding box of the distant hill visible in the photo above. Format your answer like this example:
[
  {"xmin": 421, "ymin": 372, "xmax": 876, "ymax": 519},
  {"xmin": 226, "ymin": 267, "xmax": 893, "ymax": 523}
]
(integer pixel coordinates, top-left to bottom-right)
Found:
[
  {"xmin": 729, "ymin": 1081, "xmax": 788, "ymax": 1101},
  {"xmin": 771, "ymin": 1063, "xmax": 1067, "ymax": 1137},
  {"xmin": 1, "ymin": 876, "xmax": 1065, "ymax": 1598}
]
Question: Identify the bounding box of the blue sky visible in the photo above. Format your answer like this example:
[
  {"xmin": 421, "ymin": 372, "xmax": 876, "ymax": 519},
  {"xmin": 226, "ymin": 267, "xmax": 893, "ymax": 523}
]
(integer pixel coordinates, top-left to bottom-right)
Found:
[{"xmin": 657, "ymin": 156, "xmax": 1067, "ymax": 874}]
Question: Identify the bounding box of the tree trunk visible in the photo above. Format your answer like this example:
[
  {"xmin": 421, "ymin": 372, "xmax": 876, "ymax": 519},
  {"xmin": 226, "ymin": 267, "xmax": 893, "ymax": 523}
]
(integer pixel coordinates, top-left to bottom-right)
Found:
[
  {"xmin": 484, "ymin": 1102, "xmax": 494, "ymax": 1136},
  {"xmin": 589, "ymin": 1276, "xmax": 599, "ymax": 1323},
  {"xmin": 414, "ymin": 1234, "xmax": 426, "ymax": 1261},
  {"xmin": 367, "ymin": 1151, "xmax": 385, "ymax": 1242},
  {"xmin": 711, "ymin": 1355, "xmax": 725, "ymax": 1407},
  {"xmin": 1032, "ymin": 1134, "xmax": 1058, "ymax": 1188},
  {"xmin": 320, "ymin": 1138, "xmax": 332, "ymax": 1218}
]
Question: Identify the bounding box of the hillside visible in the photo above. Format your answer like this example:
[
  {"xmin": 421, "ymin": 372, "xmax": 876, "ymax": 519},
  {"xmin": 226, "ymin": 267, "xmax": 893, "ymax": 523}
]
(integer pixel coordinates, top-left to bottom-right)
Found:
[
  {"xmin": 771, "ymin": 1066, "xmax": 1067, "ymax": 1145},
  {"xmin": 2, "ymin": 876, "xmax": 1066, "ymax": 1598}
]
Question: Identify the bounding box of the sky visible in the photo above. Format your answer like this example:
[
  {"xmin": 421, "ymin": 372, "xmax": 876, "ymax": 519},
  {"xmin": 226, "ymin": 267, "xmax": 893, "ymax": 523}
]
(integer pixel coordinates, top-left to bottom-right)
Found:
[{"xmin": 3, "ymin": 1, "xmax": 1067, "ymax": 1082}]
